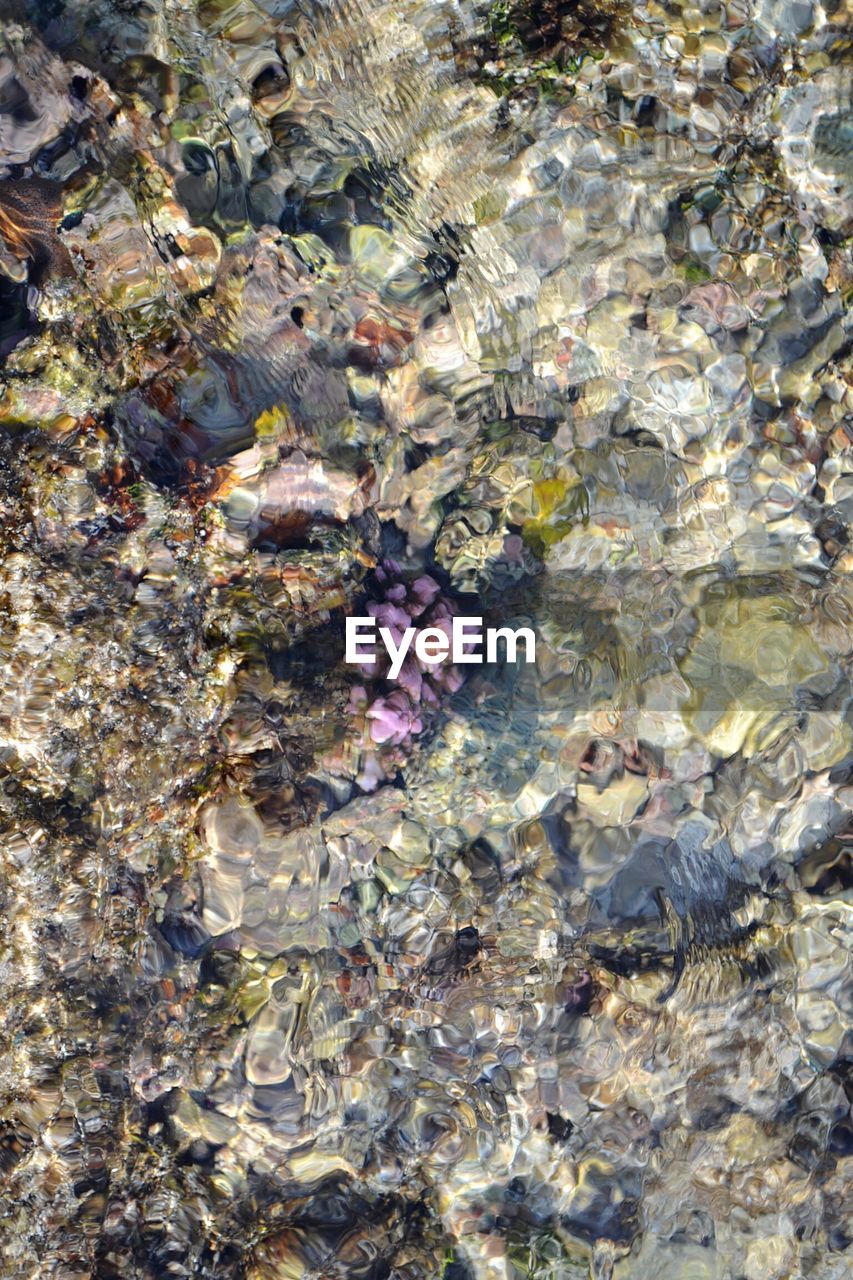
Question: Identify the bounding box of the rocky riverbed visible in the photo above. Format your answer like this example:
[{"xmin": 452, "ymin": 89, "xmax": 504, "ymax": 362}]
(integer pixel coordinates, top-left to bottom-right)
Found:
[{"xmin": 0, "ymin": 1, "xmax": 850, "ymax": 1277}]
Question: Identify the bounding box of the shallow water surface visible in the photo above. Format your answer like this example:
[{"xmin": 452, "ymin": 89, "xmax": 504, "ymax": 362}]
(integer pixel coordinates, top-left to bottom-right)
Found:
[{"xmin": 0, "ymin": 1, "xmax": 850, "ymax": 1277}]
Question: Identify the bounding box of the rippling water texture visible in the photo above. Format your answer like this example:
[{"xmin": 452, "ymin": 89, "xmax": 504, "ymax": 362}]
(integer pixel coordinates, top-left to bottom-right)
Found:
[{"xmin": 0, "ymin": 1, "xmax": 851, "ymax": 1277}]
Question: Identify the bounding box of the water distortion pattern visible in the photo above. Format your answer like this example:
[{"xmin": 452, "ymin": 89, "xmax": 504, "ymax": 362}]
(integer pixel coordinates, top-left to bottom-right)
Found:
[{"xmin": 0, "ymin": 2, "xmax": 850, "ymax": 1278}]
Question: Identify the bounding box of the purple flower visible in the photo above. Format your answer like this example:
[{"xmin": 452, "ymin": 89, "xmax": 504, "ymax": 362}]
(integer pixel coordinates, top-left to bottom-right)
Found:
[
  {"xmin": 408, "ymin": 574, "xmax": 441, "ymax": 616},
  {"xmin": 366, "ymin": 691, "xmax": 422, "ymax": 745},
  {"xmin": 342, "ymin": 562, "xmax": 469, "ymax": 792}
]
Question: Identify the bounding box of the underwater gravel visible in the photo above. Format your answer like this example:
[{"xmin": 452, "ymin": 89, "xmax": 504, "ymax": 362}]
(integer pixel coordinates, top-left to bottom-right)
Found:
[{"xmin": 0, "ymin": 1, "xmax": 851, "ymax": 1278}]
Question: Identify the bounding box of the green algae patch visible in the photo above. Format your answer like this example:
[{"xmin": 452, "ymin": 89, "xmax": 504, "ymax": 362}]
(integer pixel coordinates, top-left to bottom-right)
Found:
[{"xmin": 521, "ymin": 475, "xmax": 589, "ymax": 558}]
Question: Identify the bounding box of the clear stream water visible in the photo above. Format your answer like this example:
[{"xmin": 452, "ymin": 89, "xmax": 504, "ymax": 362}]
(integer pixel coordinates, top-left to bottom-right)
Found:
[{"xmin": 0, "ymin": 2, "xmax": 850, "ymax": 1277}]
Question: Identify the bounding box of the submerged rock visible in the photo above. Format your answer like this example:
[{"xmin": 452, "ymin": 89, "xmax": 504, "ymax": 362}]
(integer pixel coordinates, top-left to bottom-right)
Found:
[{"xmin": 0, "ymin": 2, "xmax": 850, "ymax": 1279}]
